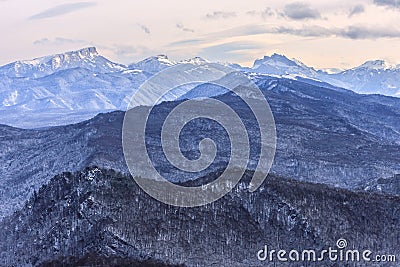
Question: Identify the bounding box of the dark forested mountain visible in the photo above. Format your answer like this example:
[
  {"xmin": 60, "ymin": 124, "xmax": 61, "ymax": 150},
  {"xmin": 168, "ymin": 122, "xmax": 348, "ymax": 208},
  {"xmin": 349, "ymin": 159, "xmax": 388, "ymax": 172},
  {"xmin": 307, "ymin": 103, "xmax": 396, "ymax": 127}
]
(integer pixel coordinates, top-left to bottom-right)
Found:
[
  {"xmin": 0, "ymin": 167, "xmax": 398, "ymax": 266},
  {"xmin": 1, "ymin": 76, "xmax": 399, "ymax": 220},
  {"xmin": 0, "ymin": 112, "xmax": 127, "ymax": 219}
]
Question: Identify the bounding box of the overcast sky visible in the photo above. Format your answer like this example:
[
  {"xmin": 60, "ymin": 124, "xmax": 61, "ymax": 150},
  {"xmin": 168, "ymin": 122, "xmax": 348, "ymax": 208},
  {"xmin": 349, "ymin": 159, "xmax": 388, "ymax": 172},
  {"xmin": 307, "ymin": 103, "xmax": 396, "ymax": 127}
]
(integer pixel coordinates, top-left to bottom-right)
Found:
[{"xmin": 1, "ymin": 0, "xmax": 400, "ymax": 68}]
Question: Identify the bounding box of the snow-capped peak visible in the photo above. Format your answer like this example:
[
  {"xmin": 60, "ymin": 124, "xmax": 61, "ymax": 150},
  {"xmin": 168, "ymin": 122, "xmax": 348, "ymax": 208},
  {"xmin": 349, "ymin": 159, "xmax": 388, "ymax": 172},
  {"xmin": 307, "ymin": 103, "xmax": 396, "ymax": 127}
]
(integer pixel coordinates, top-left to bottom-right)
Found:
[
  {"xmin": 133, "ymin": 55, "xmax": 176, "ymax": 66},
  {"xmin": 71, "ymin": 46, "xmax": 98, "ymax": 59},
  {"xmin": 0, "ymin": 47, "xmax": 126, "ymax": 78},
  {"xmin": 129, "ymin": 55, "xmax": 176, "ymax": 73},
  {"xmin": 17, "ymin": 47, "xmax": 99, "ymax": 67},
  {"xmin": 251, "ymin": 53, "xmax": 319, "ymax": 78},
  {"xmin": 252, "ymin": 53, "xmax": 299, "ymax": 69},
  {"xmin": 355, "ymin": 60, "xmax": 397, "ymax": 71},
  {"xmin": 153, "ymin": 55, "xmax": 176, "ymax": 65},
  {"xmin": 179, "ymin": 57, "xmax": 209, "ymax": 65}
]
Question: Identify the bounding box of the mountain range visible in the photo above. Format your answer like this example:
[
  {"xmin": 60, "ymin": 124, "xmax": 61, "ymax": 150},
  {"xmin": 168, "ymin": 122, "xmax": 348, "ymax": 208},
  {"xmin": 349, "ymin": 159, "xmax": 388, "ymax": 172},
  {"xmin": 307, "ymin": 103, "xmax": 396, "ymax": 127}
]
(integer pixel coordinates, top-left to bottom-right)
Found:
[
  {"xmin": 0, "ymin": 47, "xmax": 399, "ymax": 266},
  {"xmin": 0, "ymin": 47, "xmax": 399, "ymax": 128},
  {"xmin": 1, "ymin": 75, "xmax": 399, "ymax": 219}
]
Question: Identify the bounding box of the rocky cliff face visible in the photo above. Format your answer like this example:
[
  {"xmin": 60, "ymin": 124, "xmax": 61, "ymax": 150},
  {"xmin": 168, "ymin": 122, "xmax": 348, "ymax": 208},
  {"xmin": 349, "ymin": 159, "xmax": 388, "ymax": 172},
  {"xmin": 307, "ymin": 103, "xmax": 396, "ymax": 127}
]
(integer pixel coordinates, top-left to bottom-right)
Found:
[{"xmin": 0, "ymin": 167, "xmax": 398, "ymax": 266}]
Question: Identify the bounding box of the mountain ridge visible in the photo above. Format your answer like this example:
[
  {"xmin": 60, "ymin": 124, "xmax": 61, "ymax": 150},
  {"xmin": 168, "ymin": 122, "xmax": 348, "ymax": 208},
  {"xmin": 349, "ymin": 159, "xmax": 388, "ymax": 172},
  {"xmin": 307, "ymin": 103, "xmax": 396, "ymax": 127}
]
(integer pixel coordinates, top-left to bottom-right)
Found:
[
  {"xmin": 1, "ymin": 167, "xmax": 399, "ymax": 266},
  {"xmin": 0, "ymin": 47, "xmax": 399, "ymax": 129},
  {"xmin": 0, "ymin": 47, "xmax": 127, "ymax": 78},
  {"xmin": 1, "ymin": 76, "xmax": 399, "ymax": 219}
]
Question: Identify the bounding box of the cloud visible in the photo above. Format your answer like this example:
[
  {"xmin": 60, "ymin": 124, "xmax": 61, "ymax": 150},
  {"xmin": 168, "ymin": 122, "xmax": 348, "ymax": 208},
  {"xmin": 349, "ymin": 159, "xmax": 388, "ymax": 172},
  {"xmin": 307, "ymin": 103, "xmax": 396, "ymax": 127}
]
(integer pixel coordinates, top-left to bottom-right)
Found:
[
  {"xmin": 339, "ymin": 26, "xmax": 400, "ymax": 39},
  {"xmin": 261, "ymin": 8, "xmax": 276, "ymax": 19},
  {"xmin": 349, "ymin": 4, "xmax": 365, "ymax": 17},
  {"xmin": 201, "ymin": 42, "xmax": 262, "ymax": 54},
  {"xmin": 168, "ymin": 25, "xmax": 269, "ymax": 48},
  {"xmin": 33, "ymin": 37, "xmax": 89, "ymax": 45},
  {"xmin": 109, "ymin": 44, "xmax": 153, "ymax": 61},
  {"xmin": 283, "ymin": 2, "xmax": 321, "ymax": 20},
  {"xmin": 168, "ymin": 39, "xmax": 204, "ymax": 46},
  {"xmin": 29, "ymin": 2, "xmax": 96, "ymax": 20},
  {"xmin": 172, "ymin": 23, "xmax": 400, "ymax": 45},
  {"xmin": 206, "ymin": 24, "xmax": 269, "ymax": 40},
  {"xmin": 113, "ymin": 45, "xmax": 140, "ymax": 57},
  {"xmin": 246, "ymin": 10, "xmax": 258, "ymax": 16},
  {"xmin": 33, "ymin": 38, "xmax": 52, "ymax": 45},
  {"xmin": 138, "ymin": 24, "xmax": 150, "ymax": 34},
  {"xmin": 176, "ymin": 23, "xmax": 194, "ymax": 32},
  {"xmin": 270, "ymin": 25, "xmax": 400, "ymax": 39},
  {"xmin": 274, "ymin": 25, "xmax": 333, "ymax": 37},
  {"xmin": 246, "ymin": 8, "xmax": 276, "ymax": 19},
  {"xmin": 373, "ymin": 0, "xmax": 400, "ymax": 9},
  {"xmin": 205, "ymin": 11, "xmax": 236, "ymax": 19},
  {"xmin": 199, "ymin": 41, "xmax": 264, "ymax": 62}
]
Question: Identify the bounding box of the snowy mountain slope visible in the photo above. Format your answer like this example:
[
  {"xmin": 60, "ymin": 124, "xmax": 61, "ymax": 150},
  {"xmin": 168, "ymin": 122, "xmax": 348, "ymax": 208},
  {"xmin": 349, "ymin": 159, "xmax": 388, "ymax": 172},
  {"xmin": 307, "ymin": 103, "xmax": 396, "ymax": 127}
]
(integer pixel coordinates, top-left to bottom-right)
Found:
[
  {"xmin": 128, "ymin": 55, "xmax": 209, "ymax": 74},
  {"xmin": 251, "ymin": 53, "xmax": 320, "ymax": 78},
  {"xmin": 0, "ymin": 50, "xmax": 235, "ymax": 127},
  {"xmin": 0, "ymin": 47, "xmax": 138, "ymax": 127},
  {"xmin": 1, "ymin": 77, "xmax": 399, "ymax": 218},
  {"xmin": 330, "ymin": 60, "xmax": 400, "ymax": 96},
  {"xmin": 0, "ymin": 47, "xmax": 126, "ymax": 78},
  {"xmin": 0, "ymin": 66, "xmax": 151, "ymax": 128},
  {"xmin": 129, "ymin": 54, "xmax": 176, "ymax": 74},
  {"xmin": 178, "ymin": 56, "xmax": 209, "ymax": 65},
  {"xmin": 0, "ymin": 47, "xmax": 399, "ymax": 128},
  {"xmin": 248, "ymin": 54, "xmax": 400, "ymax": 96}
]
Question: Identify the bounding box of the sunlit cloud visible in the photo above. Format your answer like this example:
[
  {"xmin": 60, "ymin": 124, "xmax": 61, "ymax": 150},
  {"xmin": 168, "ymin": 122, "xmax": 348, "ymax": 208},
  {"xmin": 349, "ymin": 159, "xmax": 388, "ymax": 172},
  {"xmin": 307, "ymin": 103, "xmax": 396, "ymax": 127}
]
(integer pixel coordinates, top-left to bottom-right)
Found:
[{"xmin": 29, "ymin": 2, "xmax": 97, "ymax": 20}]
